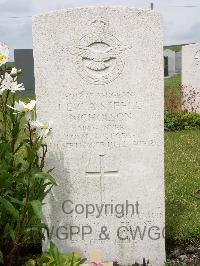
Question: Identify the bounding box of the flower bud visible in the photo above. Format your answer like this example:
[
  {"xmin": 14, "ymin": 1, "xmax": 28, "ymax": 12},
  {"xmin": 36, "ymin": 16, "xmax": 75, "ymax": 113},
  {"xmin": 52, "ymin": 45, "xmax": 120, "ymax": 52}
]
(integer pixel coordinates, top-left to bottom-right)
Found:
[{"xmin": 10, "ymin": 67, "xmax": 18, "ymax": 77}]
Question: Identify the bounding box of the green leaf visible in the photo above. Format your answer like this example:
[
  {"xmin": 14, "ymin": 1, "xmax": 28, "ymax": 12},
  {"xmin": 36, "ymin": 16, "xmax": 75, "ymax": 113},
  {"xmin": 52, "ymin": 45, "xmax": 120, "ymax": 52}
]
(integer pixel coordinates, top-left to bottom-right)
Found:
[
  {"xmin": 41, "ymin": 223, "xmax": 49, "ymax": 236},
  {"xmin": 0, "ymin": 250, "xmax": 3, "ymax": 264},
  {"xmin": 34, "ymin": 172, "xmax": 58, "ymax": 186},
  {"xmin": 0, "ymin": 171, "xmax": 12, "ymax": 187},
  {"xmin": 4, "ymin": 223, "xmax": 16, "ymax": 241},
  {"xmin": 12, "ymin": 120, "xmax": 20, "ymax": 140},
  {"xmin": 43, "ymin": 184, "xmax": 54, "ymax": 197},
  {"xmin": 40, "ymin": 252, "xmax": 53, "ymax": 263},
  {"xmin": 24, "ymin": 259, "xmax": 36, "ymax": 266},
  {"xmin": 70, "ymin": 252, "xmax": 74, "ymax": 266},
  {"xmin": 9, "ymin": 196, "xmax": 24, "ymax": 206},
  {"xmin": 26, "ymin": 144, "xmax": 36, "ymax": 163},
  {"xmin": 14, "ymin": 142, "xmax": 24, "ymax": 154},
  {"xmin": 30, "ymin": 200, "xmax": 42, "ymax": 219},
  {"xmin": 0, "ymin": 196, "xmax": 19, "ymax": 219},
  {"xmin": 79, "ymin": 258, "xmax": 87, "ymax": 265},
  {"xmin": 49, "ymin": 241, "xmax": 61, "ymax": 265},
  {"xmin": 47, "ymin": 167, "xmax": 55, "ymax": 174}
]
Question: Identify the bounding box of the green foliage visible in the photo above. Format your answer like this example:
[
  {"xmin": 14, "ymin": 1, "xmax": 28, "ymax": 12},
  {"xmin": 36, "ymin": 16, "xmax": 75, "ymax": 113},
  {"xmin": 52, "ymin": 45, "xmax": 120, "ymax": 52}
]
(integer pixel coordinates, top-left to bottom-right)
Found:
[
  {"xmin": 165, "ymin": 111, "xmax": 200, "ymax": 131},
  {"xmin": 0, "ymin": 63, "xmax": 57, "ymax": 265},
  {"xmin": 25, "ymin": 242, "xmax": 86, "ymax": 266},
  {"xmin": 4, "ymin": 62, "xmax": 15, "ymax": 68},
  {"xmin": 164, "ymin": 44, "xmax": 184, "ymax": 52},
  {"xmin": 164, "ymin": 71, "xmax": 200, "ymax": 240},
  {"xmin": 165, "ymin": 129, "xmax": 200, "ymax": 240}
]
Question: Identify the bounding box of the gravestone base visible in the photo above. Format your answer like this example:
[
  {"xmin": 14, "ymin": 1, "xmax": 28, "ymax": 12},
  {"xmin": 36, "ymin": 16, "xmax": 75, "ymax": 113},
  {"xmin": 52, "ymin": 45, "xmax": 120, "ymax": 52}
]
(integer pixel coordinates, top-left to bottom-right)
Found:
[{"xmin": 83, "ymin": 263, "xmax": 113, "ymax": 266}]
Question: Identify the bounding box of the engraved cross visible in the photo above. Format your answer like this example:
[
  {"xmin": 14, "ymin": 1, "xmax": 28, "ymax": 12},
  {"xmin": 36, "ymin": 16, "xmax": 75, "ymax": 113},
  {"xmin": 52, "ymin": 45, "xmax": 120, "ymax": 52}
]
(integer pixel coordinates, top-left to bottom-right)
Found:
[{"xmin": 86, "ymin": 154, "xmax": 119, "ymax": 200}]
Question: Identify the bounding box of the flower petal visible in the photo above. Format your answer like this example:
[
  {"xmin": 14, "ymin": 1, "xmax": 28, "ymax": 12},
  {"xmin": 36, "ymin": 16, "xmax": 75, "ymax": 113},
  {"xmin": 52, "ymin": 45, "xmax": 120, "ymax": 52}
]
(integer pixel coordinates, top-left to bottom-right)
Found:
[
  {"xmin": 0, "ymin": 43, "xmax": 9, "ymax": 66},
  {"xmin": 27, "ymin": 100, "xmax": 36, "ymax": 110}
]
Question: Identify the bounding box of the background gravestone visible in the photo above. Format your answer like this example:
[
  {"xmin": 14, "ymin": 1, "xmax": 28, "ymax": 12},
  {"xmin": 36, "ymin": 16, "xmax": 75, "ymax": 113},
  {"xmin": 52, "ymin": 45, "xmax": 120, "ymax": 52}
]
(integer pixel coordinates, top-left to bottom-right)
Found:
[
  {"xmin": 33, "ymin": 7, "xmax": 165, "ymax": 265},
  {"xmin": 164, "ymin": 56, "xmax": 168, "ymax": 77},
  {"xmin": 182, "ymin": 43, "xmax": 200, "ymax": 113},
  {"xmin": 175, "ymin": 51, "xmax": 182, "ymax": 74},
  {"xmin": 164, "ymin": 49, "xmax": 176, "ymax": 77},
  {"xmin": 14, "ymin": 49, "xmax": 35, "ymax": 96}
]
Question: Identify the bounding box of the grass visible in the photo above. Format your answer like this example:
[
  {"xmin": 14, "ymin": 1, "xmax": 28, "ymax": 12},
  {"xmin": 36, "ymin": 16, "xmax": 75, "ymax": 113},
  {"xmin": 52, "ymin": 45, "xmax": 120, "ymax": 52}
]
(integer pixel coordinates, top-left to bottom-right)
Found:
[
  {"xmin": 164, "ymin": 74, "xmax": 182, "ymax": 112},
  {"xmin": 165, "ymin": 129, "xmax": 200, "ymax": 240},
  {"xmin": 164, "ymin": 44, "xmax": 189, "ymax": 52},
  {"xmin": 165, "ymin": 75, "xmax": 181, "ymax": 100},
  {"xmin": 164, "ymin": 45, "xmax": 182, "ymax": 52},
  {"xmin": 164, "ymin": 75, "xmax": 200, "ymax": 239}
]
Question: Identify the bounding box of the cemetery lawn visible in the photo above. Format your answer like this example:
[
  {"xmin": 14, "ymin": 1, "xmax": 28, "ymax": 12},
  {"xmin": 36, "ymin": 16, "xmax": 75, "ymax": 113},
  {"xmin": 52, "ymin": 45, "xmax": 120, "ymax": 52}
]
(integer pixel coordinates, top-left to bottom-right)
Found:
[
  {"xmin": 165, "ymin": 129, "xmax": 200, "ymax": 240},
  {"xmin": 164, "ymin": 74, "xmax": 182, "ymax": 112},
  {"xmin": 165, "ymin": 75, "xmax": 181, "ymax": 96},
  {"xmin": 164, "ymin": 45, "xmax": 182, "ymax": 52}
]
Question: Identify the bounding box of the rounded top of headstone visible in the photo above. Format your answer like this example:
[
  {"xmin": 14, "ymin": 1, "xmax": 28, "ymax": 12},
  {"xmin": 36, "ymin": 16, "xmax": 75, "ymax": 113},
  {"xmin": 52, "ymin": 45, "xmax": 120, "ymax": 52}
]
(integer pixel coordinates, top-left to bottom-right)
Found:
[
  {"xmin": 32, "ymin": 6, "xmax": 163, "ymax": 85},
  {"xmin": 32, "ymin": 6, "xmax": 162, "ymax": 20},
  {"xmin": 182, "ymin": 43, "xmax": 200, "ymax": 50}
]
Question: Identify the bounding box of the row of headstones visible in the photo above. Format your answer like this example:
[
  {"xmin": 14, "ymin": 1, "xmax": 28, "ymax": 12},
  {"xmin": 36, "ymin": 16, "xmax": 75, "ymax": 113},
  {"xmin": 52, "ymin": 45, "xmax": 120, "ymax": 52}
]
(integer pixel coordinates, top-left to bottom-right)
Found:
[
  {"xmin": 164, "ymin": 45, "xmax": 200, "ymax": 113},
  {"xmin": 164, "ymin": 49, "xmax": 181, "ymax": 77}
]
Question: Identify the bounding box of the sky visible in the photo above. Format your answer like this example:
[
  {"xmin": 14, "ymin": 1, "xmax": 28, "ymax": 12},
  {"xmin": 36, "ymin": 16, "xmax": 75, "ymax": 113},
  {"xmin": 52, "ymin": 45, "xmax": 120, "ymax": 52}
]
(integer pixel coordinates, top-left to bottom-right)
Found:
[{"xmin": 1, "ymin": 0, "xmax": 200, "ymax": 60}]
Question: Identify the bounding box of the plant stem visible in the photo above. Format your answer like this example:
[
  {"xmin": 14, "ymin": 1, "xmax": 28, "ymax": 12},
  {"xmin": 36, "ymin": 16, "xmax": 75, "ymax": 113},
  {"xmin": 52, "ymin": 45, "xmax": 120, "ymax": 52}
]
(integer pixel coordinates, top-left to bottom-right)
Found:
[
  {"xmin": 40, "ymin": 144, "xmax": 47, "ymax": 170},
  {"xmin": 3, "ymin": 90, "xmax": 10, "ymax": 140}
]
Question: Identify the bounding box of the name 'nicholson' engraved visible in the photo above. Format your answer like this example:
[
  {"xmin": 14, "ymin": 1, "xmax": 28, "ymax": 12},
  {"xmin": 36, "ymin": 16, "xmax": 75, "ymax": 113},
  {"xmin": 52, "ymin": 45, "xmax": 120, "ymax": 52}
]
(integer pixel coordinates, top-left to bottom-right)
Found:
[{"xmin": 67, "ymin": 112, "xmax": 135, "ymax": 122}]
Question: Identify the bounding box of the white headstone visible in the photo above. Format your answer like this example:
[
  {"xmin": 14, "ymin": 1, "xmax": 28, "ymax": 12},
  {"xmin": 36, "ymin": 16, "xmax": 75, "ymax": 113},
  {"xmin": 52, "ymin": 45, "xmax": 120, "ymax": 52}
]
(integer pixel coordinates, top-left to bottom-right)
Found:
[
  {"xmin": 182, "ymin": 43, "xmax": 200, "ymax": 113},
  {"xmin": 164, "ymin": 49, "xmax": 176, "ymax": 77},
  {"xmin": 33, "ymin": 7, "xmax": 165, "ymax": 265}
]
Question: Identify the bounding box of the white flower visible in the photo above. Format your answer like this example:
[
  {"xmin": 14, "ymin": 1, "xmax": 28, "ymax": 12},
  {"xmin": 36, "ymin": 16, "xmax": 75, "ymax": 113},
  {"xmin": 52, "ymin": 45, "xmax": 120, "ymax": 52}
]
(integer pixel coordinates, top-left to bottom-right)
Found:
[
  {"xmin": 0, "ymin": 89, "xmax": 5, "ymax": 95},
  {"xmin": 0, "ymin": 43, "xmax": 9, "ymax": 66},
  {"xmin": 0, "ymin": 82, "xmax": 5, "ymax": 95},
  {"xmin": 7, "ymin": 100, "xmax": 36, "ymax": 120},
  {"xmin": 0, "ymin": 73, "xmax": 25, "ymax": 93},
  {"xmin": 10, "ymin": 67, "xmax": 18, "ymax": 76},
  {"xmin": 10, "ymin": 67, "xmax": 21, "ymax": 77},
  {"xmin": 30, "ymin": 120, "xmax": 52, "ymax": 139}
]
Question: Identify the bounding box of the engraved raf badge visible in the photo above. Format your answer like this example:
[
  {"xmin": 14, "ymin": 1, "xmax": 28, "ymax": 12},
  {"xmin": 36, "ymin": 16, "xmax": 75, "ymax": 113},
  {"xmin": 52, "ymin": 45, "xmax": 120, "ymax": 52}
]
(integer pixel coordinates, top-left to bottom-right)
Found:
[{"xmin": 70, "ymin": 16, "xmax": 130, "ymax": 85}]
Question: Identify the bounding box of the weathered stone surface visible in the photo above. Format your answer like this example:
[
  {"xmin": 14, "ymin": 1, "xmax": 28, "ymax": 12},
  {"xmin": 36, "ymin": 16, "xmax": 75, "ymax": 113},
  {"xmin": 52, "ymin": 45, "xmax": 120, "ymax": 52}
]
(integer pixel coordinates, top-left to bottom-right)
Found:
[
  {"xmin": 182, "ymin": 44, "xmax": 200, "ymax": 113},
  {"xmin": 33, "ymin": 7, "xmax": 165, "ymax": 265}
]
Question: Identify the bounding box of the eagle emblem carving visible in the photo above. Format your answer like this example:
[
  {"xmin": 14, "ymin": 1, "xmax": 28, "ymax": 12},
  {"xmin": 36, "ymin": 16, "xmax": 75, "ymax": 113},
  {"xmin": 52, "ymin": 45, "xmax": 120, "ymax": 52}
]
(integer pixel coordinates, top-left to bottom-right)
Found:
[{"xmin": 69, "ymin": 17, "xmax": 131, "ymax": 85}]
